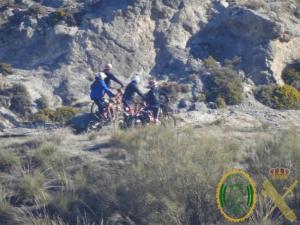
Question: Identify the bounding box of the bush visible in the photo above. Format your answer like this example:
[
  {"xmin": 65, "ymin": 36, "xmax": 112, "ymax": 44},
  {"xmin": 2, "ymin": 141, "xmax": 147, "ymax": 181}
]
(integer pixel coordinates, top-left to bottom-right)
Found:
[
  {"xmin": 31, "ymin": 106, "xmax": 79, "ymax": 124},
  {"xmin": 254, "ymin": 85, "xmax": 275, "ymax": 107},
  {"xmin": 29, "ymin": 4, "xmax": 47, "ymax": 15},
  {"xmin": 48, "ymin": 8, "xmax": 76, "ymax": 27},
  {"xmin": 255, "ymin": 85, "xmax": 300, "ymax": 109},
  {"xmin": 0, "ymin": 63, "xmax": 13, "ymax": 75},
  {"xmin": 30, "ymin": 108, "xmax": 55, "ymax": 123},
  {"xmin": 53, "ymin": 106, "xmax": 80, "ymax": 123},
  {"xmin": 273, "ymin": 85, "xmax": 300, "ymax": 109},
  {"xmin": 8, "ymin": 84, "xmax": 31, "ymax": 116},
  {"xmin": 203, "ymin": 56, "xmax": 219, "ymax": 70},
  {"xmin": 159, "ymin": 82, "xmax": 191, "ymax": 101},
  {"xmin": 35, "ymin": 95, "xmax": 48, "ymax": 110},
  {"xmin": 206, "ymin": 67, "xmax": 243, "ymax": 105},
  {"xmin": 282, "ymin": 68, "xmax": 300, "ymax": 91}
]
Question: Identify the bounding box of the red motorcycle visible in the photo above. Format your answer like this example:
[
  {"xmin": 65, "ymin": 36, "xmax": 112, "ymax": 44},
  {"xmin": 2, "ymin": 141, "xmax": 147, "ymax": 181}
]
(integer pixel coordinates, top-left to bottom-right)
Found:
[
  {"xmin": 88, "ymin": 89, "xmax": 123, "ymax": 131},
  {"xmin": 120, "ymin": 99, "xmax": 176, "ymax": 129}
]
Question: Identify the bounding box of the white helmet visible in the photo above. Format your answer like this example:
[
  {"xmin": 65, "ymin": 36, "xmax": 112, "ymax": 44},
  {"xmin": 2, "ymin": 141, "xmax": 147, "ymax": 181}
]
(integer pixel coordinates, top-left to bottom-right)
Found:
[
  {"xmin": 96, "ymin": 72, "xmax": 107, "ymax": 80},
  {"xmin": 132, "ymin": 75, "xmax": 140, "ymax": 83}
]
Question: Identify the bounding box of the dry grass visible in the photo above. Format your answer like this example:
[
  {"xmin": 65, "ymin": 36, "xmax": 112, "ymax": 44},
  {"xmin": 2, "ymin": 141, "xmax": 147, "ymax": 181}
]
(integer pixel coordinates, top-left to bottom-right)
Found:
[{"xmin": 0, "ymin": 126, "xmax": 299, "ymax": 224}]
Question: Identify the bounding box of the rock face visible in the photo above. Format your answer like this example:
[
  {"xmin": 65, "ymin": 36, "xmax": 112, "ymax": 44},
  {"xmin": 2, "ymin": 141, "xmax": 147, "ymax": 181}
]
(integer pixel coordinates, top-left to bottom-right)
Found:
[{"xmin": 0, "ymin": 0, "xmax": 300, "ymax": 124}]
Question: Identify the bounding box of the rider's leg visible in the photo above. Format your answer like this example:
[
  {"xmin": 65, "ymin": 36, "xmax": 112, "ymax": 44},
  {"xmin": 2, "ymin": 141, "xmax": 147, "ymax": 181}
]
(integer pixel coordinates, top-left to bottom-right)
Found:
[
  {"xmin": 94, "ymin": 99, "xmax": 105, "ymax": 116},
  {"xmin": 145, "ymin": 105, "xmax": 160, "ymax": 123},
  {"xmin": 123, "ymin": 99, "xmax": 133, "ymax": 115},
  {"xmin": 152, "ymin": 106, "xmax": 160, "ymax": 123}
]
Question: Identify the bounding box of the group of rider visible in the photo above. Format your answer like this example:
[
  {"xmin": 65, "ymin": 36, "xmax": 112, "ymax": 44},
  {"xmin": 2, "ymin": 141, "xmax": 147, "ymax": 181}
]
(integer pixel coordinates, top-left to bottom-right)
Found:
[{"xmin": 90, "ymin": 64, "xmax": 168, "ymax": 123}]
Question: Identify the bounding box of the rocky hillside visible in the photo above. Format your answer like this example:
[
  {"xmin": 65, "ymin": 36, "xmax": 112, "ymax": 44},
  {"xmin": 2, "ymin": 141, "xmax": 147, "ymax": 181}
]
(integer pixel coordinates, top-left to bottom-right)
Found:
[{"xmin": 0, "ymin": 0, "xmax": 300, "ymax": 128}]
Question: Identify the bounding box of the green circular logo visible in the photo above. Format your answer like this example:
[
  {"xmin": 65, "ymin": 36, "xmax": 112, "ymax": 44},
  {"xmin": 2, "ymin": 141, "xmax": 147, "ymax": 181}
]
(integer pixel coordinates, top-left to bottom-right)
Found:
[{"xmin": 216, "ymin": 170, "xmax": 257, "ymax": 223}]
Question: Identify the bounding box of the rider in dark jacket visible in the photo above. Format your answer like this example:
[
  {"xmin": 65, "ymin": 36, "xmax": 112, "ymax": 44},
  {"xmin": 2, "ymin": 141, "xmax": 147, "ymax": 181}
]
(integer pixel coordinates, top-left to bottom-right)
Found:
[
  {"xmin": 90, "ymin": 72, "xmax": 115, "ymax": 114},
  {"xmin": 144, "ymin": 80, "xmax": 169, "ymax": 123},
  {"xmin": 122, "ymin": 76, "xmax": 144, "ymax": 112},
  {"xmin": 103, "ymin": 64, "xmax": 124, "ymax": 88}
]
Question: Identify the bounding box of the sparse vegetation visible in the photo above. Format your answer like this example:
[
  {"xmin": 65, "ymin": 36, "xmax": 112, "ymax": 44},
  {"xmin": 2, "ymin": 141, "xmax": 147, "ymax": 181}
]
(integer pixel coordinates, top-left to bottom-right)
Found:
[
  {"xmin": 0, "ymin": 63, "xmax": 13, "ymax": 75},
  {"xmin": 255, "ymin": 84, "xmax": 300, "ymax": 109},
  {"xmin": 0, "ymin": 126, "xmax": 300, "ymax": 224}
]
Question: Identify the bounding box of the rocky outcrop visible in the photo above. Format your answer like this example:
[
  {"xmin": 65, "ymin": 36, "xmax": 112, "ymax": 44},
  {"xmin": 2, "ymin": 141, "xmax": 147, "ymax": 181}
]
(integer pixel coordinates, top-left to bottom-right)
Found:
[{"xmin": 0, "ymin": 0, "xmax": 300, "ymax": 129}]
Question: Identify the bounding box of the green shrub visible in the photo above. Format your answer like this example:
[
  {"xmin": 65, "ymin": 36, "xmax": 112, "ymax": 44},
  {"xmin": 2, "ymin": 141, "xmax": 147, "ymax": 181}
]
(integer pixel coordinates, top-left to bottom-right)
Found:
[
  {"xmin": 206, "ymin": 67, "xmax": 243, "ymax": 105},
  {"xmin": 31, "ymin": 107, "xmax": 79, "ymax": 124},
  {"xmin": 35, "ymin": 95, "xmax": 48, "ymax": 110},
  {"xmin": 30, "ymin": 108, "xmax": 55, "ymax": 123},
  {"xmin": 203, "ymin": 56, "xmax": 219, "ymax": 70},
  {"xmin": 273, "ymin": 85, "xmax": 300, "ymax": 109},
  {"xmin": 0, "ymin": 63, "xmax": 13, "ymax": 75},
  {"xmin": 282, "ymin": 68, "xmax": 300, "ymax": 91},
  {"xmin": 255, "ymin": 85, "xmax": 300, "ymax": 109},
  {"xmin": 254, "ymin": 85, "xmax": 275, "ymax": 107},
  {"xmin": 53, "ymin": 106, "xmax": 79, "ymax": 123}
]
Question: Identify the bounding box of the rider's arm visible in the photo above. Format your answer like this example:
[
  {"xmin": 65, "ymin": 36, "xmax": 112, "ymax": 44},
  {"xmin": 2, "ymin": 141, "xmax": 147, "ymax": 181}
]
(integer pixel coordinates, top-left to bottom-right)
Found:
[
  {"xmin": 109, "ymin": 73, "xmax": 124, "ymax": 88},
  {"xmin": 159, "ymin": 89, "xmax": 169, "ymax": 102},
  {"xmin": 101, "ymin": 80, "xmax": 115, "ymax": 98}
]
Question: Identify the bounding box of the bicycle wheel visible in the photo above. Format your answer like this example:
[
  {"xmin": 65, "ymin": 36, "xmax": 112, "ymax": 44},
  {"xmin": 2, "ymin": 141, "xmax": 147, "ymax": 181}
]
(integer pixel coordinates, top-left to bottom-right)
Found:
[
  {"xmin": 90, "ymin": 102, "xmax": 101, "ymax": 120},
  {"xmin": 87, "ymin": 118, "xmax": 104, "ymax": 132}
]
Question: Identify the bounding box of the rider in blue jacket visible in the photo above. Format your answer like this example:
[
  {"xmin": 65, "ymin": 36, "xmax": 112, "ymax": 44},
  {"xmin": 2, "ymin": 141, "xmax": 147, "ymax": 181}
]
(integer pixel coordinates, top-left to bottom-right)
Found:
[{"xmin": 90, "ymin": 72, "xmax": 115, "ymax": 115}]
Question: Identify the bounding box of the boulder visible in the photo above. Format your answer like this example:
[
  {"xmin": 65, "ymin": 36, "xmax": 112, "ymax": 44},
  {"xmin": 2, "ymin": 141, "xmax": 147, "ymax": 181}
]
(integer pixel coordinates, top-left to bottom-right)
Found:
[{"xmin": 188, "ymin": 102, "xmax": 208, "ymax": 112}]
